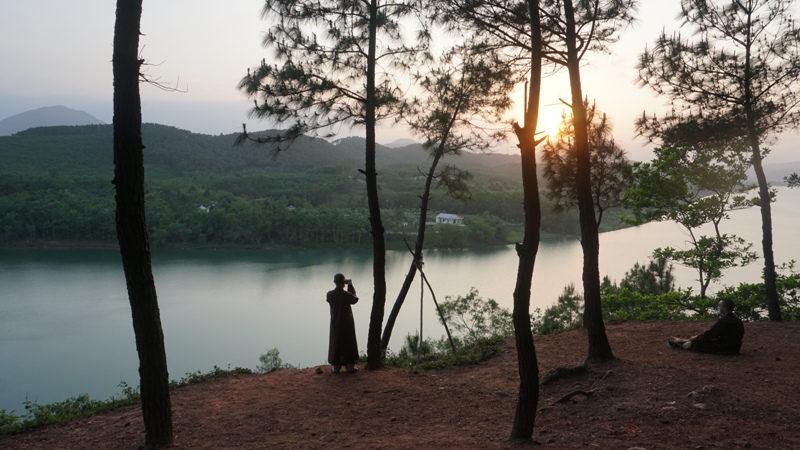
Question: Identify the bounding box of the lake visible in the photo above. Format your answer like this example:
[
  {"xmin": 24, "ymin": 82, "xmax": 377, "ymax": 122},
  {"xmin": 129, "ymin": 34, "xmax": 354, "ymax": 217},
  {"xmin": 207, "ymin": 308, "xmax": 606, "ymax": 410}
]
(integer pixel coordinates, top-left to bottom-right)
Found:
[{"xmin": 1, "ymin": 188, "xmax": 798, "ymax": 412}]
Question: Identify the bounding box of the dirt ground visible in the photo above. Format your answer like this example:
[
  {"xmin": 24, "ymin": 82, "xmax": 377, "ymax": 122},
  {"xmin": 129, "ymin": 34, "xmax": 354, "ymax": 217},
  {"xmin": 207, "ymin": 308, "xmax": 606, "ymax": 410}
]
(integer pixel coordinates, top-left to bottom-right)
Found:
[{"xmin": 2, "ymin": 321, "xmax": 799, "ymax": 449}]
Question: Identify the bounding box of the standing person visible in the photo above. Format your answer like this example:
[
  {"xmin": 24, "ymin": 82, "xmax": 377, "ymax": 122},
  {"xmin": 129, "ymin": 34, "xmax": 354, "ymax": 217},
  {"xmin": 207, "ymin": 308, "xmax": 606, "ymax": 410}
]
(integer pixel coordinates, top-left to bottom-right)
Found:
[
  {"xmin": 669, "ymin": 299, "xmax": 745, "ymax": 354},
  {"xmin": 327, "ymin": 273, "xmax": 359, "ymax": 373}
]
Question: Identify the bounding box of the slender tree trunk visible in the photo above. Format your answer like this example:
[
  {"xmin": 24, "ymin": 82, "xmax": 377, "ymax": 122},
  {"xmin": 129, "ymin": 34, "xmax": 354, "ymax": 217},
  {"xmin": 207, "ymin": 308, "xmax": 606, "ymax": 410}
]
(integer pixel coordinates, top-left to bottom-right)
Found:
[
  {"xmin": 510, "ymin": 130, "xmax": 541, "ymax": 440},
  {"xmin": 750, "ymin": 139, "xmax": 781, "ymax": 320},
  {"xmin": 365, "ymin": 0, "xmax": 387, "ymax": 369},
  {"xmin": 112, "ymin": 0, "xmax": 174, "ymax": 447},
  {"xmin": 381, "ymin": 151, "xmax": 442, "ymax": 350},
  {"xmin": 509, "ymin": 0, "xmax": 543, "ymax": 440},
  {"xmin": 563, "ymin": 0, "xmax": 613, "ymax": 361},
  {"xmin": 741, "ymin": 6, "xmax": 781, "ymax": 321}
]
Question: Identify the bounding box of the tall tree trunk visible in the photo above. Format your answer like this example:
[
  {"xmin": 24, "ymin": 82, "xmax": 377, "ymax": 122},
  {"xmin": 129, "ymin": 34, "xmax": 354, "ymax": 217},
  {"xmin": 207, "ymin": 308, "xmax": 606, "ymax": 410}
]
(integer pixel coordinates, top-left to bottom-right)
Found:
[
  {"xmin": 365, "ymin": 0, "xmax": 387, "ymax": 369},
  {"xmin": 742, "ymin": 11, "xmax": 781, "ymax": 321},
  {"xmin": 509, "ymin": 0, "xmax": 543, "ymax": 440},
  {"xmin": 749, "ymin": 139, "xmax": 781, "ymax": 320},
  {"xmin": 112, "ymin": 0, "xmax": 174, "ymax": 447},
  {"xmin": 381, "ymin": 151, "xmax": 442, "ymax": 350},
  {"xmin": 563, "ymin": 0, "xmax": 614, "ymax": 361}
]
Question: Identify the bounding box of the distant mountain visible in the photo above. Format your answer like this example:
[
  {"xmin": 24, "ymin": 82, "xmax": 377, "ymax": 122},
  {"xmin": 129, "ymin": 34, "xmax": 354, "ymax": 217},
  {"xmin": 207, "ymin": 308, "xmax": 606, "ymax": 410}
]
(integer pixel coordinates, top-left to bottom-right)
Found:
[
  {"xmin": 383, "ymin": 138, "xmax": 419, "ymax": 148},
  {"xmin": 3, "ymin": 123, "xmax": 795, "ymax": 188},
  {"xmin": 0, "ymin": 105, "xmax": 105, "ymax": 136},
  {"xmin": 0, "ymin": 124, "xmax": 525, "ymax": 186},
  {"xmin": 758, "ymin": 161, "xmax": 800, "ymax": 186}
]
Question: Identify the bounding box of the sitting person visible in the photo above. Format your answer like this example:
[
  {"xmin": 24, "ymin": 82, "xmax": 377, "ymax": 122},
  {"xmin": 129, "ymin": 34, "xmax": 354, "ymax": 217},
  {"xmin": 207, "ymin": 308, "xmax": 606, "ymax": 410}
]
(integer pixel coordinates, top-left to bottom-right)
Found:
[{"xmin": 669, "ymin": 299, "xmax": 744, "ymax": 354}]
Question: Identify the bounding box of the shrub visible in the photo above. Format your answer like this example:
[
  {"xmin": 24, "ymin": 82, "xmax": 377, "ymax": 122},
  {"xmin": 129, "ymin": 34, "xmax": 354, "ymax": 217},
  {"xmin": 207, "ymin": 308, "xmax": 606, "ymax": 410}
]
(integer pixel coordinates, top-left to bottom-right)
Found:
[
  {"xmin": 602, "ymin": 287, "xmax": 715, "ymax": 321},
  {"xmin": 385, "ymin": 288, "xmax": 511, "ymax": 370},
  {"xmin": 256, "ymin": 348, "xmax": 295, "ymax": 373},
  {"xmin": 0, "ymin": 366, "xmax": 252, "ymax": 435},
  {"xmin": 715, "ymin": 262, "xmax": 800, "ymax": 321},
  {"xmin": 618, "ymin": 254, "xmax": 676, "ymax": 295},
  {"xmin": 437, "ymin": 288, "xmax": 513, "ymax": 344},
  {"xmin": 385, "ymin": 335, "xmax": 504, "ymax": 370},
  {"xmin": 532, "ymin": 283, "xmax": 583, "ymax": 334}
]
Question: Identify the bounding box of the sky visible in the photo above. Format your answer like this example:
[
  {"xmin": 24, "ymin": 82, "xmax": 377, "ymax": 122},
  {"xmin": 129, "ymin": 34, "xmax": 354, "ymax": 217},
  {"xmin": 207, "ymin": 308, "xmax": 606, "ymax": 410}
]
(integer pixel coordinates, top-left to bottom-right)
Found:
[{"xmin": 1, "ymin": 0, "xmax": 799, "ymax": 163}]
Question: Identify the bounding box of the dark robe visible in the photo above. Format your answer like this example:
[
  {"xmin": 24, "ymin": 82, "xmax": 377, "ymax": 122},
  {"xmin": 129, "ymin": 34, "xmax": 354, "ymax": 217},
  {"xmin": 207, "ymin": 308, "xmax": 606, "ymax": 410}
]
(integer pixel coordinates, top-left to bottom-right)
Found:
[
  {"xmin": 327, "ymin": 286, "xmax": 359, "ymax": 365},
  {"xmin": 692, "ymin": 312, "xmax": 745, "ymax": 354}
]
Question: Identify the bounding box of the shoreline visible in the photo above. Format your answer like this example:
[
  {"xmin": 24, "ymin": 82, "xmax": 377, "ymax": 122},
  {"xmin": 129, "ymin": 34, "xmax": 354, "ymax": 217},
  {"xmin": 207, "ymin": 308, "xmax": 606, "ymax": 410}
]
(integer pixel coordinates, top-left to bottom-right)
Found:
[{"xmin": 0, "ymin": 232, "xmax": 581, "ymax": 252}]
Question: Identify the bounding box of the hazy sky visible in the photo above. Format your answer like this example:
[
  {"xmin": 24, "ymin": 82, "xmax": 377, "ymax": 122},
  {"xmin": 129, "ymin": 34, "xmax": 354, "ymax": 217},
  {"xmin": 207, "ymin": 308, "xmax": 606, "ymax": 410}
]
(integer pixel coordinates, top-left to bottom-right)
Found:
[{"xmin": 1, "ymin": 1, "xmax": 798, "ymax": 162}]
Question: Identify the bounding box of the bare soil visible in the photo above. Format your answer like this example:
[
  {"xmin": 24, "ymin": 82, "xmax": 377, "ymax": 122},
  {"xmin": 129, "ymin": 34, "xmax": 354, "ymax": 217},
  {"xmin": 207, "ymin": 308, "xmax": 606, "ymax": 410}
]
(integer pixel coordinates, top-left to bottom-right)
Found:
[{"xmin": 3, "ymin": 321, "xmax": 799, "ymax": 449}]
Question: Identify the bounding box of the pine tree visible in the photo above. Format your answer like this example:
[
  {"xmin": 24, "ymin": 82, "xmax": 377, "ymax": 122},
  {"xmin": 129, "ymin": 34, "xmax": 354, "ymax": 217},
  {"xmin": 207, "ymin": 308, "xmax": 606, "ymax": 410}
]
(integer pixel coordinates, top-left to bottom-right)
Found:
[
  {"xmin": 112, "ymin": 0, "xmax": 173, "ymax": 445},
  {"xmin": 637, "ymin": 0, "xmax": 800, "ymax": 321},
  {"xmin": 239, "ymin": 0, "xmax": 427, "ymax": 367}
]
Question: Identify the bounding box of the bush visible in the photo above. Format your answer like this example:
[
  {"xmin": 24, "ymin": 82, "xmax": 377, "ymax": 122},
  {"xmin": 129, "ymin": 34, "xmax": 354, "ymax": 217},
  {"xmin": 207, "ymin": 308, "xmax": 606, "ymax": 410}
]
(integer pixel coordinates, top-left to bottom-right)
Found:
[
  {"xmin": 398, "ymin": 333, "xmax": 435, "ymax": 360},
  {"xmin": 602, "ymin": 288, "xmax": 715, "ymax": 321},
  {"xmin": 715, "ymin": 262, "xmax": 800, "ymax": 321},
  {"xmin": 385, "ymin": 288, "xmax": 511, "ymax": 370},
  {"xmin": 437, "ymin": 288, "xmax": 513, "ymax": 344},
  {"xmin": 0, "ymin": 366, "xmax": 252, "ymax": 435},
  {"xmin": 618, "ymin": 254, "xmax": 676, "ymax": 295},
  {"xmin": 385, "ymin": 335, "xmax": 504, "ymax": 370},
  {"xmin": 256, "ymin": 348, "xmax": 295, "ymax": 373},
  {"xmin": 0, "ymin": 391, "xmax": 137, "ymax": 435},
  {"xmin": 532, "ymin": 283, "xmax": 583, "ymax": 334},
  {"xmin": 170, "ymin": 365, "xmax": 253, "ymax": 387}
]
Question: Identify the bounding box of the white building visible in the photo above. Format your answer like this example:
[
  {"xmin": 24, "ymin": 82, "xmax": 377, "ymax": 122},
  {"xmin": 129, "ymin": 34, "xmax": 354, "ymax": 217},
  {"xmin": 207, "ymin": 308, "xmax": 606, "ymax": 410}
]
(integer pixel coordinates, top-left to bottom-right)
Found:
[{"xmin": 435, "ymin": 213, "xmax": 464, "ymax": 226}]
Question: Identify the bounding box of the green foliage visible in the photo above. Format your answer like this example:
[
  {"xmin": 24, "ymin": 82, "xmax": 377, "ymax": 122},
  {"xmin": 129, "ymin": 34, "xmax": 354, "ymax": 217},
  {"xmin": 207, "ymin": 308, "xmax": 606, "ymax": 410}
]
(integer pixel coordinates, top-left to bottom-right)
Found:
[
  {"xmin": 532, "ymin": 260, "xmax": 696, "ymax": 331},
  {"xmin": 637, "ymin": 0, "xmax": 800, "ymax": 142},
  {"xmin": 532, "ymin": 260, "xmax": 800, "ymax": 334},
  {"xmin": 0, "ymin": 391, "xmax": 137, "ymax": 435},
  {"xmin": 653, "ymin": 235, "xmax": 758, "ymax": 296},
  {"xmin": 0, "ymin": 366, "xmax": 252, "ymax": 435},
  {"xmin": 618, "ymin": 254, "xmax": 676, "ymax": 295},
  {"xmin": 397, "ymin": 333, "xmax": 436, "ymax": 360},
  {"xmin": 602, "ymin": 288, "xmax": 715, "ymax": 322},
  {"xmin": 600, "ymin": 261, "xmax": 800, "ymax": 323},
  {"xmin": 169, "ymin": 366, "xmax": 253, "ymax": 388},
  {"xmin": 624, "ymin": 143, "xmax": 757, "ymax": 297},
  {"xmin": 0, "ymin": 125, "xmax": 596, "ymax": 249},
  {"xmin": 256, "ymin": 348, "xmax": 295, "ymax": 373},
  {"xmin": 437, "ymin": 288, "xmax": 513, "ymax": 344},
  {"xmin": 385, "ymin": 335, "xmax": 505, "ymax": 370},
  {"xmin": 0, "ymin": 127, "xmax": 113, "ymax": 177},
  {"xmin": 532, "ymin": 283, "xmax": 584, "ymax": 335},
  {"xmin": 384, "ymin": 289, "xmax": 511, "ymax": 370},
  {"xmin": 237, "ymin": 0, "xmax": 422, "ymax": 147},
  {"xmin": 715, "ymin": 262, "xmax": 800, "ymax": 322},
  {"xmin": 623, "ymin": 144, "xmax": 752, "ymax": 227},
  {"xmin": 541, "ymin": 100, "xmax": 630, "ymax": 227},
  {"xmin": 786, "ymin": 173, "xmax": 800, "ymax": 188},
  {"xmin": 424, "ymin": 214, "xmax": 511, "ymax": 248},
  {"xmin": 0, "ymin": 379, "xmax": 147, "ymax": 435}
]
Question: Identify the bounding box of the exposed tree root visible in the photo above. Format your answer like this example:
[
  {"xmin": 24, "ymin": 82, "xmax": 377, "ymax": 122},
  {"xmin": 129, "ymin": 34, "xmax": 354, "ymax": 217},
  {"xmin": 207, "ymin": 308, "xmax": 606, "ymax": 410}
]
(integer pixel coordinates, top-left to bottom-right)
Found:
[
  {"xmin": 555, "ymin": 389, "xmax": 596, "ymax": 404},
  {"xmin": 540, "ymin": 364, "xmax": 588, "ymax": 386}
]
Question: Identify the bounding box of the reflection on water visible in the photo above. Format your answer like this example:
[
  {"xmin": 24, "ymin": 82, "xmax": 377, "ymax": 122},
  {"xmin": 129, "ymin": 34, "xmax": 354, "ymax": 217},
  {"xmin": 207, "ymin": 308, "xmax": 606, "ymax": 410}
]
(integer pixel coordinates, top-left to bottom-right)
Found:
[{"xmin": 0, "ymin": 188, "xmax": 797, "ymax": 412}]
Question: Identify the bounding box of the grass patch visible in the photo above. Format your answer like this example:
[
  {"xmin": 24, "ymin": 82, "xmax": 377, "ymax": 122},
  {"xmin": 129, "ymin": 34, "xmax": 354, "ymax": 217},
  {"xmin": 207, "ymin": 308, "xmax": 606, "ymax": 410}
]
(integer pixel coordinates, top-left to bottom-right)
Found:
[
  {"xmin": 0, "ymin": 365, "xmax": 252, "ymax": 435},
  {"xmin": 384, "ymin": 335, "xmax": 506, "ymax": 371}
]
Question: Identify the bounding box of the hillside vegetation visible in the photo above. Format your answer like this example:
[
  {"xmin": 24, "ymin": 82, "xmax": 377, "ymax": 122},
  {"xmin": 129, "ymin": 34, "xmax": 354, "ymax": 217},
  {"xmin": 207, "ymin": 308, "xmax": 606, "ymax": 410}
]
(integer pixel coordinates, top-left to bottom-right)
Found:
[{"xmin": 0, "ymin": 124, "xmax": 605, "ymax": 249}]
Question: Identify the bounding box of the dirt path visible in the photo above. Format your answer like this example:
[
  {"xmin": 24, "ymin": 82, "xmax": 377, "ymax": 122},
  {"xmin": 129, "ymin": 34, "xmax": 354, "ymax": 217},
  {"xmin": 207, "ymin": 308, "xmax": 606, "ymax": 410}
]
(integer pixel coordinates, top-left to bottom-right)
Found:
[{"xmin": 3, "ymin": 321, "xmax": 799, "ymax": 449}]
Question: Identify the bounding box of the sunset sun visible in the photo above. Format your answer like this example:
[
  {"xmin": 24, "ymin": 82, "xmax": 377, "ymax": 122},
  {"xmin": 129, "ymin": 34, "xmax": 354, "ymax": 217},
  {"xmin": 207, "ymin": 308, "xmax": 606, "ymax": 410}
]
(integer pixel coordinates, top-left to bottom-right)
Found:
[{"xmin": 537, "ymin": 107, "xmax": 567, "ymax": 141}]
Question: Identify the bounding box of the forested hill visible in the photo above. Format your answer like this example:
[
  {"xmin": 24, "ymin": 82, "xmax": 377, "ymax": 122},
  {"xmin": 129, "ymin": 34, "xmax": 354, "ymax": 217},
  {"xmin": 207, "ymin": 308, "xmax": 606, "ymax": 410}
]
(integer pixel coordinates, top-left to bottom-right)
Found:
[
  {"xmin": 1, "ymin": 124, "xmax": 522, "ymax": 184},
  {"xmin": 1, "ymin": 124, "xmax": 557, "ymax": 249}
]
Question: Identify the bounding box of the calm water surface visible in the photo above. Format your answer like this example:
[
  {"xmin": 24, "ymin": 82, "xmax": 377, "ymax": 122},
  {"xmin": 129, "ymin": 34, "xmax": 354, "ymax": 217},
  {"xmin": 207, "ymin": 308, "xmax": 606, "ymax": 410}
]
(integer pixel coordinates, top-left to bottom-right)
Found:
[{"xmin": 1, "ymin": 188, "xmax": 798, "ymax": 412}]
